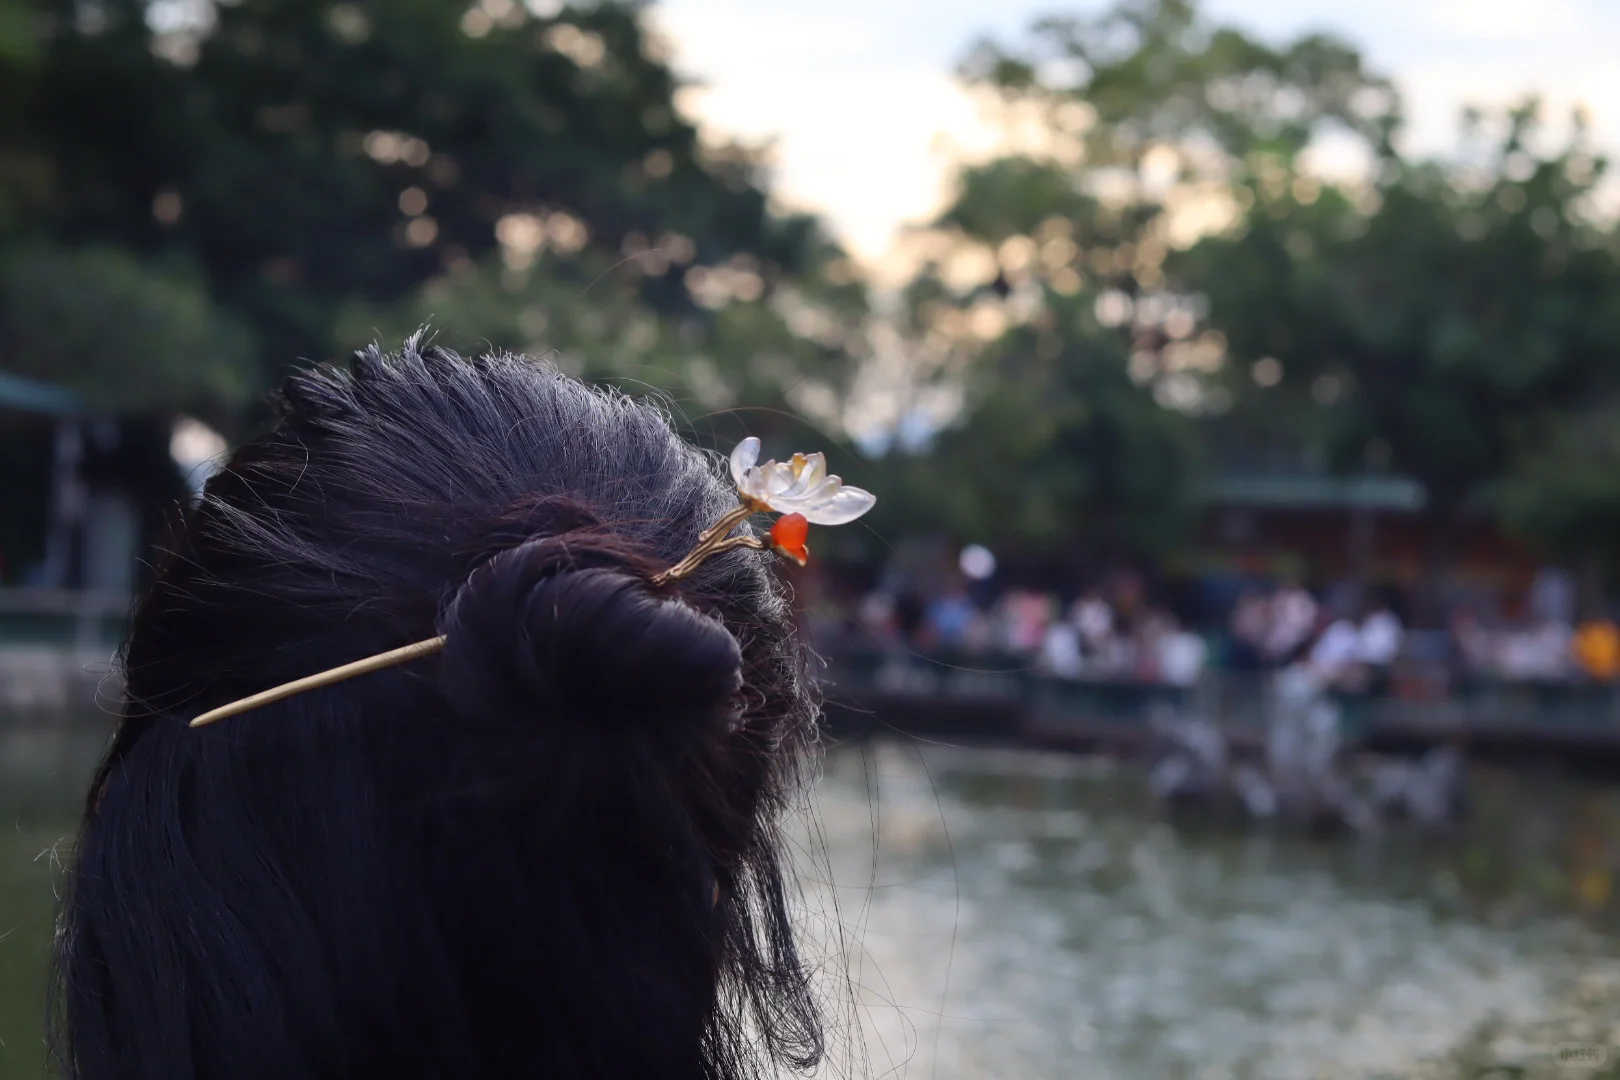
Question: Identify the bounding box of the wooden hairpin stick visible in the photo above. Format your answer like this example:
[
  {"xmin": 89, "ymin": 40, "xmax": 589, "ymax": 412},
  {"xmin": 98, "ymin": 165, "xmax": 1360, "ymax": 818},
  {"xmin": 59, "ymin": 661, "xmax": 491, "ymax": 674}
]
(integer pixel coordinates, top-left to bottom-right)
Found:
[
  {"xmin": 187, "ymin": 437, "xmax": 875, "ymax": 727},
  {"xmin": 188, "ymin": 636, "xmax": 447, "ymax": 727}
]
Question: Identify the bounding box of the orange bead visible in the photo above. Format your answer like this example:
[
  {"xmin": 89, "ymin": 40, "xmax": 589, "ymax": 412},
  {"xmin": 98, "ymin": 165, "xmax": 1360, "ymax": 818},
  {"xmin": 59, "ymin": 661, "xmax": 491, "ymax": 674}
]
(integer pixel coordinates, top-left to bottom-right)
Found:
[{"xmin": 771, "ymin": 513, "xmax": 809, "ymax": 551}]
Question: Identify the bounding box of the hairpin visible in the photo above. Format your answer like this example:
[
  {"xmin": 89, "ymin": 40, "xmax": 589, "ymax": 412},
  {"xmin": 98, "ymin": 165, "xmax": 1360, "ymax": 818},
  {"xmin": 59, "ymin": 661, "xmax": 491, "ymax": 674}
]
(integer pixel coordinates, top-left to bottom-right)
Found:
[{"xmin": 188, "ymin": 438, "xmax": 875, "ymax": 728}]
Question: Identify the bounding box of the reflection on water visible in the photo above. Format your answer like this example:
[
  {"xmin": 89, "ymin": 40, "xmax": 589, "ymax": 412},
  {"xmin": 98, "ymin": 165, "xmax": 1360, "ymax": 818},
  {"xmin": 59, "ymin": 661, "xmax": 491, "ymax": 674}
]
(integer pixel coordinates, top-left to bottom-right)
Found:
[
  {"xmin": 801, "ymin": 744, "xmax": 1620, "ymax": 1080},
  {"xmin": 4, "ymin": 725, "xmax": 1620, "ymax": 1079}
]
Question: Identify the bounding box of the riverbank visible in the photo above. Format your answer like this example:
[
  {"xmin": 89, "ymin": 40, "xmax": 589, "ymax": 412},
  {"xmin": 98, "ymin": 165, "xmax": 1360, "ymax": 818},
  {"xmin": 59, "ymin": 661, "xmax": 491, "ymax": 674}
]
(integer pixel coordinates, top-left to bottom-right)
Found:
[{"xmin": 821, "ymin": 653, "xmax": 1620, "ymax": 777}]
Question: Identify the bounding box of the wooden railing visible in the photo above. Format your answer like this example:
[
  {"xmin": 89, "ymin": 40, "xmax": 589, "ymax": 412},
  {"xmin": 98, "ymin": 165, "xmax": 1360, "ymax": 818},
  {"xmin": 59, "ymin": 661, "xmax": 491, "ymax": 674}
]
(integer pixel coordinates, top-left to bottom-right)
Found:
[{"xmin": 821, "ymin": 647, "xmax": 1620, "ymax": 740}]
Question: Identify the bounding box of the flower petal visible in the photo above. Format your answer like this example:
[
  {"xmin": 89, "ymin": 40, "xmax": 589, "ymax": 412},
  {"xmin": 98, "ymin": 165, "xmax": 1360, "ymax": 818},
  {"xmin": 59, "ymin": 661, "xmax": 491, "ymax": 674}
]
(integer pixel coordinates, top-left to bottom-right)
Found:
[
  {"xmin": 738, "ymin": 471, "xmax": 770, "ymax": 503},
  {"xmin": 763, "ymin": 461, "xmax": 799, "ymax": 497},
  {"xmin": 800, "ymin": 485, "xmax": 876, "ymax": 525},
  {"xmin": 780, "ymin": 452, "xmax": 827, "ymax": 498},
  {"xmin": 729, "ymin": 437, "xmax": 761, "ymax": 487},
  {"xmin": 730, "ymin": 438, "xmax": 875, "ymax": 524},
  {"xmin": 796, "ymin": 473, "xmax": 841, "ymax": 505},
  {"xmin": 772, "ymin": 473, "xmax": 845, "ymax": 515}
]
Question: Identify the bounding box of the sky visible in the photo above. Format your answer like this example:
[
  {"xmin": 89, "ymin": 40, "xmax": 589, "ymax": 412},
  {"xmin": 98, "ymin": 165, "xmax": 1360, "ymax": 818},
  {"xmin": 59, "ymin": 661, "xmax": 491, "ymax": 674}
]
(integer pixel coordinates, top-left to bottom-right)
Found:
[{"xmin": 651, "ymin": 0, "xmax": 1620, "ymax": 271}]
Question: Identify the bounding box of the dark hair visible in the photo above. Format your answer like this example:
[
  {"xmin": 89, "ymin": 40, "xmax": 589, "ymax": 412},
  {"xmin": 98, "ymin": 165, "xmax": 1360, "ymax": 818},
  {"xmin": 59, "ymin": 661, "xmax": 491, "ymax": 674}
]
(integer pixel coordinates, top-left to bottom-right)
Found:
[{"xmin": 50, "ymin": 338, "xmax": 825, "ymax": 1079}]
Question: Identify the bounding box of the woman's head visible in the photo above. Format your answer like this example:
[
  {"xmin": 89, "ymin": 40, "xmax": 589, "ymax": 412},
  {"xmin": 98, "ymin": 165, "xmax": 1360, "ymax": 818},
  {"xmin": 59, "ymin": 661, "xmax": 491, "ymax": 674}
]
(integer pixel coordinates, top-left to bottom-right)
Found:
[{"xmin": 52, "ymin": 339, "xmax": 824, "ymax": 1079}]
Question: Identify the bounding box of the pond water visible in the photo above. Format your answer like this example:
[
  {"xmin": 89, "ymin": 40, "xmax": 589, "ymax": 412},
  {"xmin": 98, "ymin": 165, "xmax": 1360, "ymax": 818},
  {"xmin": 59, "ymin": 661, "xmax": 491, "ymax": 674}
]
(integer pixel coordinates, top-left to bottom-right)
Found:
[
  {"xmin": 1, "ymin": 718, "xmax": 103, "ymax": 1080},
  {"xmin": 801, "ymin": 743, "xmax": 1620, "ymax": 1080},
  {"xmin": 3, "ymin": 722, "xmax": 1620, "ymax": 1079}
]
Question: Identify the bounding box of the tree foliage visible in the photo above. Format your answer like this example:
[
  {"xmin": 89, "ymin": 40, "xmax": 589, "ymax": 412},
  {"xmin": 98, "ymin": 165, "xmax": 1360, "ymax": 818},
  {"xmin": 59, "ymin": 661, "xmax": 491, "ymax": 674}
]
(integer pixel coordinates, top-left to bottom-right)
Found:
[
  {"xmin": 961, "ymin": 0, "xmax": 1398, "ymax": 164},
  {"xmin": 1497, "ymin": 405, "xmax": 1620, "ymax": 574},
  {"xmin": 881, "ymin": 0, "xmax": 1394, "ymax": 554},
  {"xmin": 2, "ymin": 0, "xmax": 855, "ymax": 419},
  {"xmin": 881, "ymin": 0, "xmax": 1620, "ymax": 580},
  {"xmin": 0, "ymin": 245, "xmax": 255, "ymax": 415},
  {"xmin": 1182, "ymin": 104, "xmax": 1620, "ymax": 532},
  {"xmin": 8, "ymin": 0, "xmax": 1620, "ymax": 585}
]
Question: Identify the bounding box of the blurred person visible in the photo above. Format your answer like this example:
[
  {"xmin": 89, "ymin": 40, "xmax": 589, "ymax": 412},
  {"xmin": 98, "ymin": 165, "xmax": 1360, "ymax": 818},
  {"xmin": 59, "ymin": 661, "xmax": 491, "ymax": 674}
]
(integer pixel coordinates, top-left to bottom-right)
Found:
[
  {"xmin": 1133, "ymin": 608, "xmax": 1174, "ymax": 681},
  {"xmin": 1003, "ymin": 590, "xmax": 1055, "ymax": 654},
  {"xmin": 1573, "ymin": 612, "xmax": 1620, "ymax": 682},
  {"xmin": 1323, "ymin": 578, "xmax": 1364, "ymax": 626},
  {"xmin": 1264, "ymin": 581, "xmax": 1319, "ymax": 666},
  {"xmin": 921, "ymin": 576, "xmax": 978, "ymax": 653},
  {"xmin": 1071, "ymin": 587, "xmax": 1115, "ymax": 658},
  {"xmin": 1308, "ymin": 611, "xmax": 1366, "ymax": 691},
  {"xmin": 893, "ymin": 586, "xmax": 927, "ymax": 644},
  {"xmin": 1530, "ymin": 567, "xmax": 1576, "ymax": 625},
  {"xmin": 1356, "ymin": 595, "xmax": 1403, "ymax": 666},
  {"xmin": 987, "ymin": 589, "xmax": 1024, "ymax": 653},
  {"xmin": 1040, "ymin": 617, "xmax": 1084, "ymax": 678},
  {"xmin": 856, "ymin": 589, "xmax": 901, "ymax": 646},
  {"xmin": 1356, "ymin": 593, "xmax": 1404, "ymax": 693},
  {"xmin": 1448, "ymin": 607, "xmax": 1496, "ymax": 681},
  {"xmin": 1108, "ymin": 571, "xmax": 1147, "ymax": 636},
  {"xmin": 1226, "ymin": 589, "xmax": 1270, "ymax": 671},
  {"xmin": 50, "ymin": 342, "xmax": 832, "ymax": 1080},
  {"xmin": 1155, "ymin": 616, "xmax": 1209, "ymax": 688},
  {"xmin": 1499, "ymin": 611, "xmax": 1575, "ymax": 681}
]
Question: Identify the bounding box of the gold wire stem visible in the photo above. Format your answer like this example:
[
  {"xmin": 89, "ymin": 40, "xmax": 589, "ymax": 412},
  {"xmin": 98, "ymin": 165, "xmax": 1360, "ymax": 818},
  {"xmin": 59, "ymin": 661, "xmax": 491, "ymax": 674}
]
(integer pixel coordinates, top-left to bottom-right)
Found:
[
  {"xmin": 649, "ymin": 503, "xmax": 760, "ymax": 586},
  {"xmin": 698, "ymin": 503, "xmax": 757, "ymax": 545},
  {"xmin": 188, "ymin": 636, "xmax": 448, "ymax": 728}
]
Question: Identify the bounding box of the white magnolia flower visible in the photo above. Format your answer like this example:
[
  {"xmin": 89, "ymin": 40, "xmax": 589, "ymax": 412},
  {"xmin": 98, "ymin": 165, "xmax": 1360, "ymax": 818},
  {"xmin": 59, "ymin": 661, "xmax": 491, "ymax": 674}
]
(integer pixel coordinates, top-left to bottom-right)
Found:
[{"xmin": 728, "ymin": 436, "xmax": 876, "ymax": 526}]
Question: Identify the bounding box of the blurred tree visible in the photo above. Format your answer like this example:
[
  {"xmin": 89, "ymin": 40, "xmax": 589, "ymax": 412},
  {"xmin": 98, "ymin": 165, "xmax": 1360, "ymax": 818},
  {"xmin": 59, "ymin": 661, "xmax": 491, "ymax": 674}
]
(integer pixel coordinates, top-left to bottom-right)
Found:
[
  {"xmin": 1182, "ymin": 103, "xmax": 1620, "ymax": 565},
  {"xmin": 9, "ymin": 0, "xmax": 1620, "ymax": 592},
  {"xmin": 21, "ymin": 0, "xmax": 827, "ymax": 384},
  {"xmin": 0, "ymin": 246, "xmax": 256, "ymax": 415},
  {"xmin": 0, "ymin": 0, "xmax": 46, "ymax": 237},
  {"xmin": 870, "ymin": 288, "xmax": 1199, "ymax": 561},
  {"xmin": 339, "ymin": 218, "xmax": 869, "ymax": 450},
  {"xmin": 879, "ymin": 0, "xmax": 1391, "ymax": 555},
  {"xmin": 0, "ymin": 0, "xmax": 863, "ymax": 583},
  {"xmin": 1497, "ymin": 405, "xmax": 1620, "ymax": 588},
  {"xmin": 956, "ymin": 0, "xmax": 1396, "ymax": 294},
  {"xmin": 962, "ymin": 0, "xmax": 1398, "ymax": 162}
]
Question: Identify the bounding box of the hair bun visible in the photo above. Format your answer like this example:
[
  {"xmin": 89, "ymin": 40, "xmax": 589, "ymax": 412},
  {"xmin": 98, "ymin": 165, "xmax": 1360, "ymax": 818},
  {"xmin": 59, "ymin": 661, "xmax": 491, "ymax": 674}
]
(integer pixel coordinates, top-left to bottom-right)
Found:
[{"xmin": 438, "ymin": 536, "xmax": 744, "ymax": 729}]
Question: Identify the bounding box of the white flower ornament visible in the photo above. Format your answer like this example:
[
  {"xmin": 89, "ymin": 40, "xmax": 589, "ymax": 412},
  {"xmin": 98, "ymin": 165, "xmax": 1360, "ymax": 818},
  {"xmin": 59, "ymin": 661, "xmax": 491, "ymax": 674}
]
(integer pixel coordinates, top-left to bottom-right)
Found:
[
  {"xmin": 647, "ymin": 437, "xmax": 877, "ymax": 584},
  {"xmin": 728, "ymin": 437, "xmax": 877, "ymax": 526}
]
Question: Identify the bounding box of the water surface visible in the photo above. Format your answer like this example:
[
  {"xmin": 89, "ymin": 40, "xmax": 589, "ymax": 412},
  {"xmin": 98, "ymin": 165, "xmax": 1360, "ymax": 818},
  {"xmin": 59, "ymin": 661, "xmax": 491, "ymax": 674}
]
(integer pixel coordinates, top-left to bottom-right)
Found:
[
  {"xmin": 799, "ymin": 743, "xmax": 1620, "ymax": 1080},
  {"xmin": 4, "ymin": 724, "xmax": 1620, "ymax": 1079}
]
